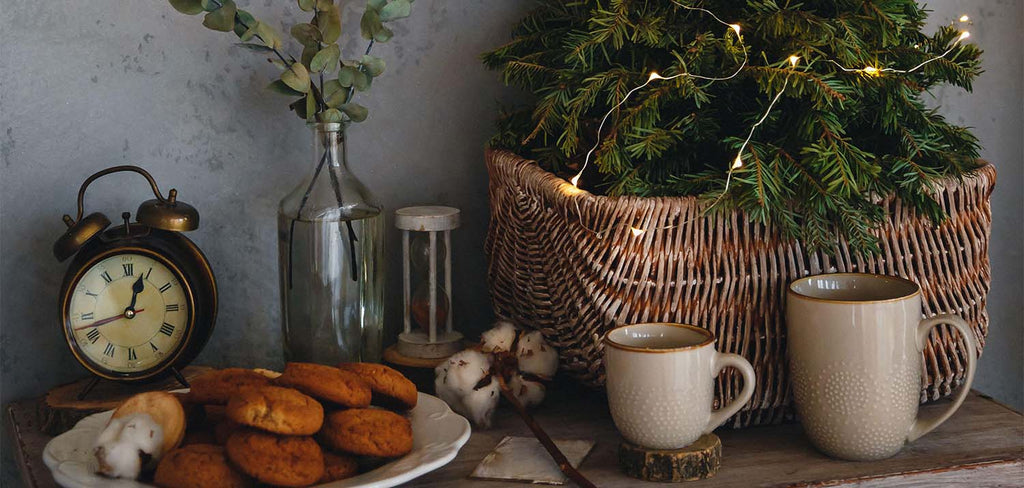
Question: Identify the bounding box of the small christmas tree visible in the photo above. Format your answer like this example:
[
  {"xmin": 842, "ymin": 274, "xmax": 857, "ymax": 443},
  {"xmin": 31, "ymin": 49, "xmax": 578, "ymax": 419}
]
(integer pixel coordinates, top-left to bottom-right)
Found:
[{"xmin": 483, "ymin": 1, "xmax": 982, "ymax": 252}]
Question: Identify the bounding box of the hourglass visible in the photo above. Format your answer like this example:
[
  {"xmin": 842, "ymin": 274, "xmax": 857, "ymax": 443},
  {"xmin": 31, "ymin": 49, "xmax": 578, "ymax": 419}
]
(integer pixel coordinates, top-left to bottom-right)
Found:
[{"xmin": 395, "ymin": 206, "xmax": 464, "ymax": 358}]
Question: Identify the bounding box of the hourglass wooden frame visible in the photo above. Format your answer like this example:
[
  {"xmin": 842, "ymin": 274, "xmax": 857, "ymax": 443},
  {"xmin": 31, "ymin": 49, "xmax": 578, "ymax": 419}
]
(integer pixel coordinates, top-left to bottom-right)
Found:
[{"xmin": 395, "ymin": 206, "xmax": 464, "ymax": 359}]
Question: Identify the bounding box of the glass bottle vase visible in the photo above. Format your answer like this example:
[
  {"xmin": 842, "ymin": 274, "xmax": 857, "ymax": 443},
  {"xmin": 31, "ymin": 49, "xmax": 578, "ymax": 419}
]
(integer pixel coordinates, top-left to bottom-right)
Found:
[{"xmin": 278, "ymin": 123, "xmax": 384, "ymax": 364}]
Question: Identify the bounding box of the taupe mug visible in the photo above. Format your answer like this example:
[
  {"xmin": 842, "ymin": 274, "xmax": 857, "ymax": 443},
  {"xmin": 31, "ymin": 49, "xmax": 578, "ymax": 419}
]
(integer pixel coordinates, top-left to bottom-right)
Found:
[
  {"xmin": 603, "ymin": 323, "xmax": 756, "ymax": 450},
  {"xmin": 786, "ymin": 273, "xmax": 977, "ymax": 461}
]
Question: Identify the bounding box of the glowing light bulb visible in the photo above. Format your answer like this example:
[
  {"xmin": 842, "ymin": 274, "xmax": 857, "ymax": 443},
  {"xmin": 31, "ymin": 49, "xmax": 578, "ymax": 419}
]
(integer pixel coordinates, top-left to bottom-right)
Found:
[
  {"xmin": 570, "ymin": 173, "xmax": 581, "ymax": 187},
  {"xmin": 862, "ymin": 66, "xmax": 880, "ymax": 76},
  {"xmin": 732, "ymin": 155, "xmax": 743, "ymax": 170},
  {"xmin": 728, "ymin": 24, "xmax": 741, "ymax": 36},
  {"xmin": 959, "ymin": 31, "xmax": 970, "ymax": 41},
  {"xmin": 630, "ymin": 227, "xmax": 645, "ymax": 237},
  {"xmin": 959, "ymin": 15, "xmax": 970, "ymax": 22},
  {"xmin": 648, "ymin": 72, "xmax": 664, "ymax": 82},
  {"xmin": 788, "ymin": 55, "xmax": 800, "ymax": 67}
]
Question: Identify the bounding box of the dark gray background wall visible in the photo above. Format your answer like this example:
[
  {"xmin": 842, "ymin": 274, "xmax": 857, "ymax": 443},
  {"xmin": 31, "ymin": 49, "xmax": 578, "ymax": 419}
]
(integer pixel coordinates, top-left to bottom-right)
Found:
[{"xmin": 1, "ymin": 0, "xmax": 1020, "ymax": 485}]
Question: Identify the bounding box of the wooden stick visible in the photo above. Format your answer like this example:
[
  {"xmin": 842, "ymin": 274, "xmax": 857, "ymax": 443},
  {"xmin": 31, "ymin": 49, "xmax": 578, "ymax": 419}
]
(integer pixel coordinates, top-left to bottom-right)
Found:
[{"xmin": 496, "ymin": 375, "xmax": 597, "ymax": 488}]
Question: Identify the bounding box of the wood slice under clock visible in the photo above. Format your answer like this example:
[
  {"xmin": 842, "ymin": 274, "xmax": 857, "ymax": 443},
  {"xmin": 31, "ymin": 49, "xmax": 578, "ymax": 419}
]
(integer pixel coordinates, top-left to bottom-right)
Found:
[
  {"xmin": 38, "ymin": 365, "xmax": 212, "ymax": 435},
  {"xmin": 618, "ymin": 433, "xmax": 722, "ymax": 482}
]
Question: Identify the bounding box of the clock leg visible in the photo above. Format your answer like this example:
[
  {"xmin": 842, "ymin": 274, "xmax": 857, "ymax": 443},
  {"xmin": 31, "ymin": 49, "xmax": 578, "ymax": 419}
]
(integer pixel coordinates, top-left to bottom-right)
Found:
[
  {"xmin": 77, "ymin": 377, "xmax": 102, "ymax": 400},
  {"xmin": 170, "ymin": 366, "xmax": 191, "ymax": 389}
]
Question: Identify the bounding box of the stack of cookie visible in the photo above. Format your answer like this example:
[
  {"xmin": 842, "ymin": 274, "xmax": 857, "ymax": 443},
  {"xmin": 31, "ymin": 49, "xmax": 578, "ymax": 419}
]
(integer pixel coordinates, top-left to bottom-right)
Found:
[{"xmin": 147, "ymin": 362, "xmax": 418, "ymax": 488}]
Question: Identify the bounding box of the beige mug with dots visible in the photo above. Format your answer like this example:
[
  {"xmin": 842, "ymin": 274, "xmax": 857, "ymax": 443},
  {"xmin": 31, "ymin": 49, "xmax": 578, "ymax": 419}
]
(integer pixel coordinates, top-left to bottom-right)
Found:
[
  {"xmin": 603, "ymin": 323, "xmax": 756, "ymax": 450},
  {"xmin": 786, "ymin": 273, "xmax": 977, "ymax": 461}
]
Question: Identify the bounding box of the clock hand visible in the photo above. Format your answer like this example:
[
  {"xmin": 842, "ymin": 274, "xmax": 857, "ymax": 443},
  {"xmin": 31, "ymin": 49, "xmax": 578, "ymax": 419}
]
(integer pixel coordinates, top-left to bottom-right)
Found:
[
  {"xmin": 126, "ymin": 275, "xmax": 145, "ymax": 312},
  {"xmin": 74, "ymin": 309, "xmax": 146, "ymax": 331}
]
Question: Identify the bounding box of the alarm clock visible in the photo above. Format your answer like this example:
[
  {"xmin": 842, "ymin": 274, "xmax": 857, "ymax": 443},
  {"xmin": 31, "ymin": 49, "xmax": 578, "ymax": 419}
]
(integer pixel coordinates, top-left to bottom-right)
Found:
[{"xmin": 53, "ymin": 165, "xmax": 217, "ymax": 390}]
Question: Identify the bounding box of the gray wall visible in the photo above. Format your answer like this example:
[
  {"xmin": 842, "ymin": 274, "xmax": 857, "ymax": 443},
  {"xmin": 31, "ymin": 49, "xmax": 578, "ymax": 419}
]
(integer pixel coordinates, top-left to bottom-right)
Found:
[
  {"xmin": 928, "ymin": 0, "xmax": 1023, "ymax": 411},
  {"xmin": 0, "ymin": 0, "xmax": 1020, "ymax": 485}
]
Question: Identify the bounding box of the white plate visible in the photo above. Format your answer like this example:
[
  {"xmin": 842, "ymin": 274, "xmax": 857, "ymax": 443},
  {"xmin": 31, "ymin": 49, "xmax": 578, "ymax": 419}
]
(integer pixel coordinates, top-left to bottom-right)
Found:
[{"xmin": 43, "ymin": 392, "xmax": 471, "ymax": 488}]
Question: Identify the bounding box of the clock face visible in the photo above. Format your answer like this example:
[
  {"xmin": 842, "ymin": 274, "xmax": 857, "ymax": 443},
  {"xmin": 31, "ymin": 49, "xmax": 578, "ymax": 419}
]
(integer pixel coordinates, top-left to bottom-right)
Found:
[{"xmin": 66, "ymin": 252, "xmax": 192, "ymax": 374}]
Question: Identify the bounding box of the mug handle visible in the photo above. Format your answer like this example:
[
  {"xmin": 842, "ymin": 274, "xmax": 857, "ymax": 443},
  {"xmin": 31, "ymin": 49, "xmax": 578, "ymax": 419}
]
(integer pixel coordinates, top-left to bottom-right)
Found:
[
  {"xmin": 704, "ymin": 353, "xmax": 757, "ymax": 434},
  {"xmin": 907, "ymin": 314, "xmax": 978, "ymax": 442}
]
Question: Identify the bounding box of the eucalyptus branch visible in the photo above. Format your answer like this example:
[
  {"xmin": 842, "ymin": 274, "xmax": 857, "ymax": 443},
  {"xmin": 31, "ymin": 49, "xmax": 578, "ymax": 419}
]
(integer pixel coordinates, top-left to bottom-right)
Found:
[
  {"xmin": 206, "ymin": 0, "xmax": 295, "ymax": 67},
  {"xmin": 345, "ymin": 40, "xmax": 376, "ymax": 105},
  {"xmin": 167, "ymin": 0, "xmax": 414, "ymax": 123}
]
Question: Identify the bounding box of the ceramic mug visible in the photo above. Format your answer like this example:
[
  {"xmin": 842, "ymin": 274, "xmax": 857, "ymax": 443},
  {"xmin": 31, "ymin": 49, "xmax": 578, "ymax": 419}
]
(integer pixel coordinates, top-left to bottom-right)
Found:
[
  {"xmin": 786, "ymin": 273, "xmax": 977, "ymax": 461},
  {"xmin": 603, "ymin": 323, "xmax": 756, "ymax": 450}
]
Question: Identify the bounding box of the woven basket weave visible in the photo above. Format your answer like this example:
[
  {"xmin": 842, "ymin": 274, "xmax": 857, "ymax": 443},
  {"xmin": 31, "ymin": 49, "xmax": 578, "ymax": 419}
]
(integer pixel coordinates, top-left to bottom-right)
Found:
[{"xmin": 484, "ymin": 149, "xmax": 995, "ymax": 427}]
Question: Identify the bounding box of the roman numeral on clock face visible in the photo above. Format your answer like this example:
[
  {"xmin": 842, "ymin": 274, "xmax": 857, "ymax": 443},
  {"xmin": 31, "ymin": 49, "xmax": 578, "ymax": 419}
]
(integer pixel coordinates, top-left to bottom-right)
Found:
[
  {"xmin": 165, "ymin": 304, "xmax": 179, "ymax": 312},
  {"xmin": 123, "ymin": 264, "xmax": 133, "ymax": 276},
  {"xmin": 150, "ymin": 342, "xmax": 159, "ymax": 352},
  {"xmin": 159, "ymin": 283, "xmax": 172, "ymax": 293},
  {"xmin": 104, "ymin": 343, "xmax": 115, "ymax": 357},
  {"xmin": 127, "ymin": 348, "xmax": 138, "ymax": 361},
  {"xmin": 160, "ymin": 323, "xmax": 175, "ymax": 337},
  {"xmin": 86, "ymin": 329, "xmax": 100, "ymax": 344},
  {"xmin": 81, "ymin": 312, "xmax": 94, "ymax": 320},
  {"xmin": 101, "ymin": 271, "xmax": 113, "ymax": 284}
]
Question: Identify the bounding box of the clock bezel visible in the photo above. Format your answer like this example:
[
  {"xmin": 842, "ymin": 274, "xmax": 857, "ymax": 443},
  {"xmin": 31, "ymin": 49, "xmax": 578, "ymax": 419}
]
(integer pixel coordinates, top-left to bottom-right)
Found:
[{"xmin": 61, "ymin": 246, "xmax": 197, "ymax": 381}]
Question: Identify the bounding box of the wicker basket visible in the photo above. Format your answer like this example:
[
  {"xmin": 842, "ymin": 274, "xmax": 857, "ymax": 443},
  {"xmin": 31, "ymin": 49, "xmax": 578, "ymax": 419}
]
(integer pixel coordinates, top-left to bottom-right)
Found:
[{"xmin": 484, "ymin": 149, "xmax": 996, "ymax": 427}]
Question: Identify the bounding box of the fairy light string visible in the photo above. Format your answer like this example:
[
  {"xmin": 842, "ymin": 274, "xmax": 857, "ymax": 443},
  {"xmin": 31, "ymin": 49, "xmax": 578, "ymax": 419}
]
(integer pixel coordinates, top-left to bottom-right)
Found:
[
  {"xmin": 567, "ymin": 5, "xmax": 973, "ymax": 239},
  {"xmin": 828, "ymin": 30, "xmax": 971, "ymax": 76}
]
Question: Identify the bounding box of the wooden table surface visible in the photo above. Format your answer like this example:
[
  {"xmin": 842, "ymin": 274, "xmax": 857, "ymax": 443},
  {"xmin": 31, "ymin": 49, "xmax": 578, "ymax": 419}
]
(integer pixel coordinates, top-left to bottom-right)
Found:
[{"xmin": 8, "ymin": 383, "xmax": 1023, "ymax": 487}]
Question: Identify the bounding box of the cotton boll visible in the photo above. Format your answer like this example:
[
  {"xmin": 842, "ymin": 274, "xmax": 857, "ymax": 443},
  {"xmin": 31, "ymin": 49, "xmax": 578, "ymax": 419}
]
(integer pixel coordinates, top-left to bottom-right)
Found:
[
  {"xmin": 480, "ymin": 321, "xmax": 517, "ymax": 353},
  {"xmin": 509, "ymin": 373, "xmax": 546, "ymax": 408},
  {"xmin": 435, "ymin": 349, "xmax": 492, "ymax": 396},
  {"xmin": 515, "ymin": 331, "xmax": 559, "ymax": 379},
  {"xmin": 94, "ymin": 413, "xmax": 164, "ymax": 479},
  {"xmin": 458, "ymin": 379, "xmax": 501, "ymax": 428},
  {"xmin": 435, "ymin": 349, "xmax": 500, "ymax": 427}
]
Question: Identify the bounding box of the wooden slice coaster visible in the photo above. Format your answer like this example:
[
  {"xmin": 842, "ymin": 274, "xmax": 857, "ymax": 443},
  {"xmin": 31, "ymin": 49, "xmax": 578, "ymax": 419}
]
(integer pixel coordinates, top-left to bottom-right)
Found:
[
  {"xmin": 39, "ymin": 366, "xmax": 212, "ymax": 435},
  {"xmin": 618, "ymin": 433, "xmax": 721, "ymax": 482}
]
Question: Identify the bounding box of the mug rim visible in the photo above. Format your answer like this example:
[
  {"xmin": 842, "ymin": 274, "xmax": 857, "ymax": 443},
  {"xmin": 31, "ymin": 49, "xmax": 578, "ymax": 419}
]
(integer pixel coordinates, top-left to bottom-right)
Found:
[
  {"xmin": 787, "ymin": 272, "xmax": 921, "ymax": 304},
  {"xmin": 603, "ymin": 322, "xmax": 714, "ymax": 353}
]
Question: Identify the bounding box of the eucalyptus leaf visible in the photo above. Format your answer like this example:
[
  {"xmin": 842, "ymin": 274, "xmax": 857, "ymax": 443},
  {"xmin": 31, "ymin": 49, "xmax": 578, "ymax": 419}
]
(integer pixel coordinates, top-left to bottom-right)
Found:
[
  {"xmin": 360, "ymin": 9, "xmax": 382, "ymax": 41},
  {"xmin": 352, "ymin": 70, "xmax": 371, "ymax": 91},
  {"xmin": 301, "ymin": 45, "xmax": 318, "ymax": 67},
  {"xmin": 290, "ymin": 23, "xmax": 322, "ymax": 47},
  {"xmin": 315, "ymin": 5, "xmax": 342, "ymax": 44},
  {"xmin": 290, "ymin": 97, "xmax": 308, "ymax": 118},
  {"xmin": 340, "ymin": 103, "xmax": 368, "ymax": 122},
  {"xmin": 200, "ymin": 0, "xmax": 219, "ymax": 12},
  {"xmin": 281, "ymin": 63, "xmax": 311, "ymax": 93},
  {"xmin": 324, "ymin": 87, "xmax": 346, "ymax": 108},
  {"xmin": 234, "ymin": 43, "xmax": 274, "ymax": 53},
  {"xmin": 316, "ymin": 0, "xmax": 335, "ymax": 9},
  {"xmin": 317, "ymin": 108, "xmax": 345, "ymax": 123},
  {"xmin": 365, "ymin": 0, "xmax": 386, "ymax": 12},
  {"xmin": 296, "ymin": 0, "xmax": 315, "ymax": 12},
  {"xmin": 168, "ymin": 0, "xmax": 203, "ymax": 15},
  {"xmin": 233, "ymin": 9, "xmax": 255, "ymax": 38},
  {"xmin": 379, "ymin": 0, "xmax": 412, "ymax": 22},
  {"xmin": 323, "ymin": 79, "xmax": 344, "ymax": 100},
  {"xmin": 268, "ymin": 58, "xmax": 288, "ymax": 69},
  {"xmin": 240, "ymin": 24, "xmax": 258, "ymax": 42},
  {"xmin": 360, "ymin": 55, "xmax": 385, "ymax": 77},
  {"xmin": 305, "ymin": 94, "xmax": 318, "ymax": 122},
  {"xmin": 374, "ymin": 25, "xmax": 393, "ymax": 42},
  {"xmin": 337, "ymin": 65, "xmax": 359, "ymax": 87},
  {"xmin": 202, "ymin": 0, "xmax": 236, "ymax": 32},
  {"xmin": 310, "ymin": 44, "xmax": 341, "ymax": 73},
  {"xmin": 268, "ymin": 79, "xmax": 304, "ymax": 96},
  {"xmin": 255, "ymin": 21, "xmax": 282, "ymax": 49}
]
